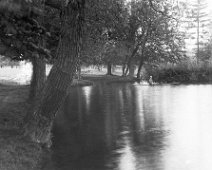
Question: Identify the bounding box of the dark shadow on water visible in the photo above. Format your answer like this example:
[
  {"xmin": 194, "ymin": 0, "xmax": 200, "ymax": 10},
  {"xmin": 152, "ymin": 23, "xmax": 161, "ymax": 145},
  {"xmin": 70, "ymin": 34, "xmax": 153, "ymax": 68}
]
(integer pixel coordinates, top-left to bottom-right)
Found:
[
  {"xmin": 43, "ymin": 83, "xmax": 165, "ymax": 170},
  {"xmin": 42, "ymin": 84, "xmax": 212, "ymax": 170}
]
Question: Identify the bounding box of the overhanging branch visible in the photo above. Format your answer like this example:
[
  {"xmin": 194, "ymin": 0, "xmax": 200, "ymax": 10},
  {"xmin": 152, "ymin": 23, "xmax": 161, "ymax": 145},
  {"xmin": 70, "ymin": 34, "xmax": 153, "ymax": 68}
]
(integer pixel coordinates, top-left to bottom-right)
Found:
[{"xmin": 148, "ymin": 0, "xmax": 178, "ymax": 21}]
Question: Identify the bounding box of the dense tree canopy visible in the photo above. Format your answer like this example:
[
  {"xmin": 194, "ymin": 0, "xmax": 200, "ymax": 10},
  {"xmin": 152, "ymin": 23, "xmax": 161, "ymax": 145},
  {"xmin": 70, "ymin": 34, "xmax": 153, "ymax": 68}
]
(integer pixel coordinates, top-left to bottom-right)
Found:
[
  {"xmin": 0, "ymin": 0, "xmax": 186, "ymax": 68},
  {"xmin": 0, "ymin": 0, "xmax": 59, "ymax": 61}
]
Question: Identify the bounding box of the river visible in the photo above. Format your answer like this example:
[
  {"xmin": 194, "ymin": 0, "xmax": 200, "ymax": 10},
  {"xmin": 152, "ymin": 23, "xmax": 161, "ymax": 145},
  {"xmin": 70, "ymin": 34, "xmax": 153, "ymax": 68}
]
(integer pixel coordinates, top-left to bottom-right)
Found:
[{"xmin": 41, "ymin": 82, "xmax": 212, "ymax": 170}]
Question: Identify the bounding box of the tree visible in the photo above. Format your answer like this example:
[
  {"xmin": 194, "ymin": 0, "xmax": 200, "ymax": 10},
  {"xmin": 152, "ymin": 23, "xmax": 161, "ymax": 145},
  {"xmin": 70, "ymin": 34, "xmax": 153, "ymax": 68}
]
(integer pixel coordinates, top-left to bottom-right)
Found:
[
  {"xmin": 121, "ymin": 0, "xmax": 185, "ymax": 79},
  {"xmin": 185, "ymin": 0, "xmax": 211, "ymax": 64},
  {"xmin": 198, "ymin": 37, "xmax": 212, "ymax": 64},
  {"xmin": 0, "ymin": 0, "xmax": 59, "ymax": 101},
  {"xmin": 23, "ymin": 0, "xmax": 85, "ymax": 147},
  {"xmin": 81, "ymin": 0, "xmax": 129, "ymax": 75},
  {"xmin": 1, "ymin": 0, "xmax": 132, "ymax": 147}
]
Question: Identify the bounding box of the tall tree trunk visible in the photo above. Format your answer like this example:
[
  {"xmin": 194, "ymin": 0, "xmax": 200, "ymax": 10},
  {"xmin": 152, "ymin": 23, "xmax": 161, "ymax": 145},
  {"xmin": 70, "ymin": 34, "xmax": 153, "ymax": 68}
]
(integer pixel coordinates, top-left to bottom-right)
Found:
[
  {"xmin": 122, "ymin": 65, "xmax": 125, "ymax": 76},
  {"xmin": 136, "ymin": 33, "xmax": 148, "ymax": 79},
  {"xmin": 77, "ymin": 64, "xmax": 81, "ymax": 80},
  {"xmin": 29, "ymin": 54, "xmax": 46, "ymax": 102},
  {"xmin": 122, "ymin": 55, "xmax": 128, "ymax": 76},
  {"xmin": 23, "ymin": 0, "xmax": 85, "ymax": 147},
  {"xmin": 137, "ymin": 58, "xmax": 144, "ymax": 79},
  {"xmin": 136, "ymin": 44, "xmax": 146, "ymax": 79},
  {"xmin": 107, "ymin": 62, "xmax": 112, "ymax": 75},
  {"xmin": 123, "ymin": 44, "xmax": 140, "ymax": 76},
  {"xmin": 124, "ymin": 64, "xmax": 129, "ymax": 76},
  {"xmin": 122, "ymin": 64, "xmax": 126, "ymax": 76},
  {"xmin": 136, "ymin": 41, "xmax": 146, "ymax": 79},
  {"xmin": 128, "ymin": 61, "xmax": 135, "ymax": 77}
]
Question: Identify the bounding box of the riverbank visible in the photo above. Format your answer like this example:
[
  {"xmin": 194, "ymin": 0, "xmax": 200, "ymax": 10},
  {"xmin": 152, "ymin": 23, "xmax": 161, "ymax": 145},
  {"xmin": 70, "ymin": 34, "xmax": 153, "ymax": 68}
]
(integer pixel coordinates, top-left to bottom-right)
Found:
[
  {"xmin": 0, "ymin": 74, "xmax": 136, "ymax": 170},
  {"xmin": 0, "ymin": 84, "xmax": 43, "ymax": 170},
  {"xmin": 82, "ymin": 74, "xmax": 136, "ymax": 83}
]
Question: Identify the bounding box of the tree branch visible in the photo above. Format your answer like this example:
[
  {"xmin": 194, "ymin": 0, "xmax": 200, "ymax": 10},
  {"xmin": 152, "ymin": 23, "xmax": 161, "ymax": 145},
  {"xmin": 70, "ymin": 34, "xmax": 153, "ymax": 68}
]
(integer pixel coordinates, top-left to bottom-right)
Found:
[
  {"xmin": 24, "ymin": 41, "xmax": 53, "ymax": 59},
  {"xmin": 45, "ymin": 0, "xmax": 62, "ymax": 10},
  {"xmin": 148, "ymin": 0, "xmax": 165, "ymax": 15},
  {"xmin": 148, "ymin": 0, "xmax": 178, "ymax": 21}
]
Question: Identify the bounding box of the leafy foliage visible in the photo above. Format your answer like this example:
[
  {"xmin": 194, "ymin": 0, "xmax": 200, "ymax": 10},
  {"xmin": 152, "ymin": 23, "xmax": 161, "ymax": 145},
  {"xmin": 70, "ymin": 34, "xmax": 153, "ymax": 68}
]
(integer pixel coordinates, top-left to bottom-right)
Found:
[
  {"xmin": 0, "ymin": 0, "xmax": 187, "ymax": 68},
  {"xmin": 0, "ymin": 0, "xmax": 59, "ymax": 62}
]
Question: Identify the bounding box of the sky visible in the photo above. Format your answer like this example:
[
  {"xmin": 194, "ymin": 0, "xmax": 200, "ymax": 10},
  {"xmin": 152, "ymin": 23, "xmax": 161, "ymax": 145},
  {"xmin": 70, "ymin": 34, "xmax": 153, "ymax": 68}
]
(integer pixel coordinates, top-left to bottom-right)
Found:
[
  {"xmin": 204, "ymin": 0, "xmax": 212, "ymax": 14},
  {"xmin": 180, "ymin": 0, "xmax": 212, "ymax": 55}
]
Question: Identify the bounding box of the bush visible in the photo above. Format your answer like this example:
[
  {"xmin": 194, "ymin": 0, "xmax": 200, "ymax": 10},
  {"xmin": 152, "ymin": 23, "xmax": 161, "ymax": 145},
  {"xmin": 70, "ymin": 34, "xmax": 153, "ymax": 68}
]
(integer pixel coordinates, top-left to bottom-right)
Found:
[{"xmin": 147, "ymin": 62, "xmax": 212, "ymax": 84}]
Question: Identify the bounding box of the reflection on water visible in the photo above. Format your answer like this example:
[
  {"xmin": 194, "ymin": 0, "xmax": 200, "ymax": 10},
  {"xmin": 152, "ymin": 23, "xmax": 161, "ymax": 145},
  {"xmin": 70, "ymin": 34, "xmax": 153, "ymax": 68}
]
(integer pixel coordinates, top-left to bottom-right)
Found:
[{"xmin": 45, "ymin": 84, "xmax": 212, "ymax": 170}]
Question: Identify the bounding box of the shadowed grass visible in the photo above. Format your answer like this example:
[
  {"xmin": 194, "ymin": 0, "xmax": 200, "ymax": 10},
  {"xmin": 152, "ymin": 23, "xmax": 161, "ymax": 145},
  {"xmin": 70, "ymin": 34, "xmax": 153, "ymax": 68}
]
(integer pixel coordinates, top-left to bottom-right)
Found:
[
  {"xmin": 0, "ymin": 130, "xmax": 43, "ymax": 170},
  {"xmin": 0, "ymin": 84, "xmax": 29, "ymax": 129},
  {"xmin": 0, "ymin": 84, "xmax": 43, "ymax": 170}
]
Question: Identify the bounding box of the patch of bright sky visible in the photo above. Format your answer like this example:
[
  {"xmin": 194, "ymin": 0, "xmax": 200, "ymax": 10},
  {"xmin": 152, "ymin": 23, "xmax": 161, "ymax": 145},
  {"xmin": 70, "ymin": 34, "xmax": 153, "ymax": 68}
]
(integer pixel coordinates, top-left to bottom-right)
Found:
[
  {"xmin": 205, "ymin": 0, "xmax": 212, "ymax": 14},
  {"xmin": 183, "ymin": 0, "xmax": 212, "ymax": 55}
]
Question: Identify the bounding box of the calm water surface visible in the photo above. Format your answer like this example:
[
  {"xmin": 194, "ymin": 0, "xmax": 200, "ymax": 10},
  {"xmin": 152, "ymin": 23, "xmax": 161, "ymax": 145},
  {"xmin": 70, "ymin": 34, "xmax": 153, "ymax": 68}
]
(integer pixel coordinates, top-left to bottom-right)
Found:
[{"xmin": 44, "ymin": 83, "xmax": 212, "ymax": 170}]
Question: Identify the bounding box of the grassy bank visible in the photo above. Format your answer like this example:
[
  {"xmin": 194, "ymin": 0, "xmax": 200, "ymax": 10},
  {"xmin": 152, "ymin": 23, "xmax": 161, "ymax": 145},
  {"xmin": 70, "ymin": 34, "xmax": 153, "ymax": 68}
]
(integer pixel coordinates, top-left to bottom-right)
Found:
[
  {"xmin": 0, "ymin": 84, "xmax": 43, "ymax": 170},
  {"xmin": 0, "ymin": 75, "xmax": 135, "ymax": 170},
  {"xmin": 82, "ymin": 74, "xmax": 136, "ymax": 83}
]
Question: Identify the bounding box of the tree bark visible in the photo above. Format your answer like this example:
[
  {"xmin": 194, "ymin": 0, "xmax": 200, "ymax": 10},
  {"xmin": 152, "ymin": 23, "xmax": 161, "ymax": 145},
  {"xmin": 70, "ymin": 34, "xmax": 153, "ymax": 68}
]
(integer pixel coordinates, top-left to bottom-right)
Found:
[
  {"xmin": 123, "ymin": 44, "xmax": 140, "ymax": 76},
  {"xmin": 23, "ymin": 0, "xmax": 85, "ymax": 147},
  {"xmin": 29, "ymin": 54, "xmax": 46, "ymax": 102},
  {"xmin": 122, "ymin": 55, "xmax": 129, "ymax": 76},
  {"xmin": 136, "ymin": 33, "xmax": 148, "ymax": 79},
  {"xmin": 107, "ymin": 62, "xmax": 112, "ymax": 75},
  {"xmin": 122, "ymin": 65, "xmax": 125, "ymax": 76},
  {"xmin": 128, "ymin": 61, "xmax": 135, "ymax": 77},
  {"xmin": 77, "ymin": 63, "xmax": 81, "ymax": 80},
  {"xmin": 136, "ymin": 58, "xmax": 144, "ymax": 79},
  {"xmin": 123, "ymin": 64, "xmax": 129, "ymax": 76},
  {"xmin": 136, "ymin": 44, "xmax": 146, "ymax": 79}
]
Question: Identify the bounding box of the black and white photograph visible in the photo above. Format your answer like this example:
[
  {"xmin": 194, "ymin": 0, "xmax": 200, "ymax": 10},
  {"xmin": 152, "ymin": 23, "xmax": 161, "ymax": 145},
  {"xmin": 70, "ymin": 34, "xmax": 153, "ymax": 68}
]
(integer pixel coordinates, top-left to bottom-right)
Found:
[{"xmin": 0, "ymin": 0, "xmax": 212, "ymax": 170}]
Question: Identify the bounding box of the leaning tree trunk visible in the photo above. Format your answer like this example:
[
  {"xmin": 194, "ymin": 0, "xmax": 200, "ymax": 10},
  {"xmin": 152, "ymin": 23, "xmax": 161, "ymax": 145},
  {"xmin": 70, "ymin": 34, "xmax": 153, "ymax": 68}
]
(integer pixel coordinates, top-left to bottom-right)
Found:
[
  {"xmin": 123, "ymin": 64, "xmax": 129, "ymax": 76},
  {"xmin": 29, "ymin": 54, "xmax": 46, "ymax": 102},
  {"xmin": 23, "ymin": 0, "xmax": 85, "ymax": 147}
]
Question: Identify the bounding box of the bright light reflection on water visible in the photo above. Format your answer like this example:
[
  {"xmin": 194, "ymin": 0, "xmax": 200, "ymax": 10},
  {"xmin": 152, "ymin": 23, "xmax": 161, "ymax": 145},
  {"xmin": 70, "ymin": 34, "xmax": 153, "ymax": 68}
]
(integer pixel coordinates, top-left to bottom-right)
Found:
[
  {"xmin": 48, "ymin": 84, "xmax": 212, "ymax": 170},
  {"xmin": 82, "ymin": 86, "xmax": 92, "ymax": 114},
  {"xmin": 118, "ymin": 140, "xmax": 136, "ymax": 170}
]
